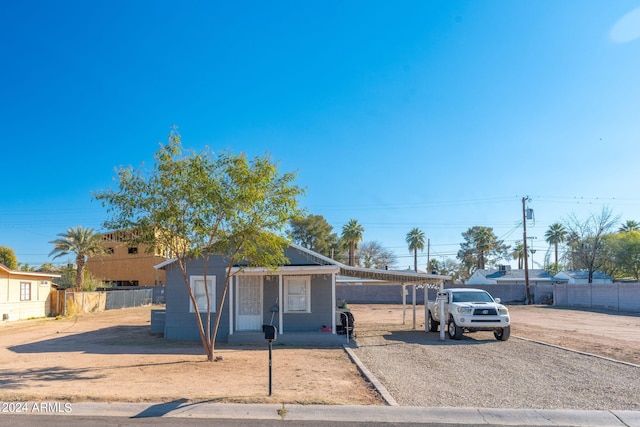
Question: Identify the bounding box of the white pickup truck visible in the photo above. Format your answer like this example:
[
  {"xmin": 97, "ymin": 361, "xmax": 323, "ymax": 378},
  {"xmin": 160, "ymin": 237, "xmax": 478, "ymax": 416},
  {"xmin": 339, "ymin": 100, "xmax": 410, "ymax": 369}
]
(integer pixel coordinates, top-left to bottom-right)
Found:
[{"xmin": 427, "ymin": 288, "xmax": 511, "ymax": 341}]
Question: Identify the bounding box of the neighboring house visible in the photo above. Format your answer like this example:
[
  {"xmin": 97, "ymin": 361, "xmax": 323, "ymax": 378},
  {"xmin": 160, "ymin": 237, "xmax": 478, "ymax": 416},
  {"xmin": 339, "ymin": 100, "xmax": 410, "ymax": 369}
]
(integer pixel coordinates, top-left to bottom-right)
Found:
[
  {"xmin": 0, "ymin": 264, "xmax": 60, "ymax": 321},
  {"xmin": 154, "ymin": 244, "xmax": 448, "ymax": 345},
  {"xmin": 86, "ymin": 230, "xmax": 172, "ymax": 287},
  {"xmin": 466, "ymin": 266, "xmax": 555, "ymax": 286},
  {"xmin": 552, "ymin": 270, "xmax": 613, "ymax": 284}
]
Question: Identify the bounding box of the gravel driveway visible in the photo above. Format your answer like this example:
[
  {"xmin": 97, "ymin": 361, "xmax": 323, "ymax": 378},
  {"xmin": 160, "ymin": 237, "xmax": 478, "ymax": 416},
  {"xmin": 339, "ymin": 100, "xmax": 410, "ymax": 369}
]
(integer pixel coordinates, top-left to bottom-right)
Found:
[{"xmin": 350, "ymin": 325, "xmax": 640, "ymax": 410}]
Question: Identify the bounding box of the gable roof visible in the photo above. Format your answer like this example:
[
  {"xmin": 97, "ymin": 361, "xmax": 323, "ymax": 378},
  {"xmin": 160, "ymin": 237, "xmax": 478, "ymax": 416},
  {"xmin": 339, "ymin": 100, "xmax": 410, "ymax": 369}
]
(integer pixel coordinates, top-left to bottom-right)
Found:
[
  {"xmin": 281, "ymin": 244, "xmax": 449, "ymax": 284},
  {"xmin": 469, "ymin": 268, "xmax": 554, "ymax": 283},
  {"xmin": 155, "ymin": 243, "xmax": 450, "ymax": 284},
  {"xmin": 0, "ymin": 264, "xmax": 61, "ymax": 279},
  {"xmin": 485, "ymin": 269, "xmax": 553, "ymax": 280}
]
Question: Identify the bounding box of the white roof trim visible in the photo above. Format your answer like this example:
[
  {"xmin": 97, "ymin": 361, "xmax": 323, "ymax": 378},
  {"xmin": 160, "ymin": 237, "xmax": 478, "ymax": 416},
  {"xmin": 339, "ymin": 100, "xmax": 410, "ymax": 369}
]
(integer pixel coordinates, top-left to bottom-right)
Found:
[
  {"xmin": 154, "ymin": 258, "xmax": 178, "ymax": 270},
  {"xmin": 0, "ymin": 264, "xmax": 61, "ymax": 278},
  {"xmin": 229, "ymin": 265, "xmax": 340, "ymax": 275}
]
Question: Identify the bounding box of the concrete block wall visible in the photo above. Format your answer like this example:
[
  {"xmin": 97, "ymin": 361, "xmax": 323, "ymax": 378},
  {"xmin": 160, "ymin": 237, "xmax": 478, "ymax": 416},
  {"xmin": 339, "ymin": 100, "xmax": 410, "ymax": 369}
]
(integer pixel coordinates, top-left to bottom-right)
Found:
[
  {"xmin": 338, "ymin": 282, "xmax": 640, "ymax": 313},
  {"xmin": 554, "ymin": 283, "xmax": 640, "ymax": 312}
]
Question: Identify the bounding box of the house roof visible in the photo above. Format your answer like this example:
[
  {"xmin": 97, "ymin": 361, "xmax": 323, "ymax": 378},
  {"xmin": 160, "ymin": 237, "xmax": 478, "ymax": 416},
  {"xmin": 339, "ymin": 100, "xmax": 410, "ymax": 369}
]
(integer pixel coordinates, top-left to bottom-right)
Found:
[
  {"xmin": 0, "ymin": 264, "xmax": 61, "ymax": 279},
  {"xmin": 292, "ymin": 244, "xmax": 449, "ymax": 284},
  {"xmin": 155, "ymin": 243, "xmax": 450, "ymax": 285},
  {"xmin": 485, "ymin": 269, "xmax": 553, "ymax": 280},
  {"xmin": 552, "ymin": 270, "xmax": 612, "ymax": 280},
  {"xmin": 469, "ymin": 268, "xmax": 555, "ymax": 283}
]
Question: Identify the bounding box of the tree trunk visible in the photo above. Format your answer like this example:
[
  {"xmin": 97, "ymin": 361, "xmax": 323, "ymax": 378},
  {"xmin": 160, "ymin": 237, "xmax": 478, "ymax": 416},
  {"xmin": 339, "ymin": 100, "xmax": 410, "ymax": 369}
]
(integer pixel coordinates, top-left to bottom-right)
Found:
[
  {"xmin": 348, "ymin": 242, "xmax": 355, "ymax": 266},
  {"xmin": 76, "ymin": 255, "xmax": 85, "ymax": 288}
]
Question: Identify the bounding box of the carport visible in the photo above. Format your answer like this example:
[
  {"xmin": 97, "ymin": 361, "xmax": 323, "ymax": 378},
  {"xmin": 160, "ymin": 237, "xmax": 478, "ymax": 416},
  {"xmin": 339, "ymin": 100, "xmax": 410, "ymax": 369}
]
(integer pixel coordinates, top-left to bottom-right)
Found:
[{"xmin": 337, "ymin": 265, "xmax": 450, "ymax": 330}]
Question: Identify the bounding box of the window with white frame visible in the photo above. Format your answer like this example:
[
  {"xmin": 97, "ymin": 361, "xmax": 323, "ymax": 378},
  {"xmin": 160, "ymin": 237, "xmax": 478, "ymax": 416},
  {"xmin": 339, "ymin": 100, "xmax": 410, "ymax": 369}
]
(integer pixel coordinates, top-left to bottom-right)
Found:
[
  {"xmin": 189, "ymin": 276, "xmax": 216, "ymax": 313},
  {"xmin": 20, "ymin": 282, "xmax": 31, "ymax": 301},
  {"xmin": 284, "ymin": 276, "xmax": 310, "ymax": 313}
]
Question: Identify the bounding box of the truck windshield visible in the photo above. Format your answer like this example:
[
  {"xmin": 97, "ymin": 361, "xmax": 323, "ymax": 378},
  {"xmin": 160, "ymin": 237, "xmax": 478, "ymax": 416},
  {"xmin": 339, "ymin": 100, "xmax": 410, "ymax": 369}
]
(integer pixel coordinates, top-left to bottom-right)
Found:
[{"xmin": 451, "ymin": 292, "xmax": 494, "ymax": 303}]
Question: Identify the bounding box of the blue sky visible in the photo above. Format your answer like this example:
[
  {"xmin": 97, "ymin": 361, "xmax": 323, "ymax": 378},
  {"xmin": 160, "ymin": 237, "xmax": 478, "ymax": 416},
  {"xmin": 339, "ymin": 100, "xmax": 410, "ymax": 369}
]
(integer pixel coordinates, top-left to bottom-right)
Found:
[{"xmin": 2, "ymin": 1, "xmax": 640, "ymax": 270}]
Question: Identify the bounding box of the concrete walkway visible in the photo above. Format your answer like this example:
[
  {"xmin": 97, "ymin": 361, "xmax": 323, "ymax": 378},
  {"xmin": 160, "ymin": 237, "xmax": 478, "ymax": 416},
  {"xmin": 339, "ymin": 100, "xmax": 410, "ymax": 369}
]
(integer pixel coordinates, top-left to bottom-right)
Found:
[{"xmin": 22, "ymin": 401, "xmax": 640, "ymax": 426}]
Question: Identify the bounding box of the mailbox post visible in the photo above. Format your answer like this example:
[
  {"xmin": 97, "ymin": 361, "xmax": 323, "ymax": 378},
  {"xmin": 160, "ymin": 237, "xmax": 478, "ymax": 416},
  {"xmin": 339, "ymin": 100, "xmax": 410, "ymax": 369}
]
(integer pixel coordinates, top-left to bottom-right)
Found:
[{"xmin": 263, "ymin": 324, "xmax": 277, "ymax": 396}]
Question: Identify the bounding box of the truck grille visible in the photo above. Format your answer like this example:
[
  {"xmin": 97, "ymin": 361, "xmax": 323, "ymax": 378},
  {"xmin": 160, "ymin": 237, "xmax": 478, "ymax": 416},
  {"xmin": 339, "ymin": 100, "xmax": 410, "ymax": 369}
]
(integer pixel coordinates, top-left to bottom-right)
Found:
[{"xmin": 473, "ymin": 308, "xmax": 497, "ymax": 316}]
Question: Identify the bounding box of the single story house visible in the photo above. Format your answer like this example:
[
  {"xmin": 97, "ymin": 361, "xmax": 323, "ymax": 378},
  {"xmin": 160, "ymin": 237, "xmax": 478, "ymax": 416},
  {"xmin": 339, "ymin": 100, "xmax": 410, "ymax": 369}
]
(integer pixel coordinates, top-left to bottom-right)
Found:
[
  {"xmin": 466, "ymin": 266, "xmax": 555, "ymax": 286},
  {"xmin": 0, "ymin": 264, "xmax": 60, "ymax": 321},
  {"xmin": 153, "ymin": 244, "xmax": 448, "ymax": 345},
  {"xmin": 552, "ymin": 270, "xmax": 613, "ymax": 284}
]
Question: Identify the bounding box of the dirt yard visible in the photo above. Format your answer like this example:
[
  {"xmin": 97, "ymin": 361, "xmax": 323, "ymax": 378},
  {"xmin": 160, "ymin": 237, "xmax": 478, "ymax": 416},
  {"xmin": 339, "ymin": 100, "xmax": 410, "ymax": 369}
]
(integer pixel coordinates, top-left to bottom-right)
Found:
[{"xmin": 0, "ymin": 303, "xmax": 638, "ymax": 405}]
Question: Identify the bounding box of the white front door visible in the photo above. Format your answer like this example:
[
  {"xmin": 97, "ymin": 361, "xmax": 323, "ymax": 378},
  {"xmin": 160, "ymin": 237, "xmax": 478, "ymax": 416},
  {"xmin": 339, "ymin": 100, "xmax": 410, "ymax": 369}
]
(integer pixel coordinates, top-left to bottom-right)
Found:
[{"xmin": 236, "ymin": 275, "xmax": 263, "ymax": 331}]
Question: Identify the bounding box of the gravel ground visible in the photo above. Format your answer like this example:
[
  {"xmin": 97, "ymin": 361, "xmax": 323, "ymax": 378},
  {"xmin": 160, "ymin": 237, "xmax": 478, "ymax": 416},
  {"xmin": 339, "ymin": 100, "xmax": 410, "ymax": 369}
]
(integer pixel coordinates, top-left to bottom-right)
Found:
[{"xmin": 350, "ymin": 324, "xmax": 640, "ymax": 410}]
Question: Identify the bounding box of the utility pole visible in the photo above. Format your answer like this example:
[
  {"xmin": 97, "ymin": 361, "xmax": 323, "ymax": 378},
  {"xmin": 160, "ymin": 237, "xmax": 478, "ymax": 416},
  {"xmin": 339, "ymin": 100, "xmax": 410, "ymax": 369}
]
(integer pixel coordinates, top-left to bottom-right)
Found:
[
  {"xmin": 427, "ymin": 238, "xmax": 430, "ymax": 272},
  {"xmin": 522, "ymin": 196, "xmax": 532, "ymax": 304}
]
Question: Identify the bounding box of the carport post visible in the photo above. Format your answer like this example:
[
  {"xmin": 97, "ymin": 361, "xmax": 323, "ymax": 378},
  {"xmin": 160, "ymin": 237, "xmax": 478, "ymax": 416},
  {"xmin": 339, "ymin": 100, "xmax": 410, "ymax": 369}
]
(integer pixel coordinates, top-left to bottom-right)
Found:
[
  {"xmin": 424, "ymin": 284, "xmax": 428, "ymax": 332},
  {"xmin": 439, "ymin": 282, "xmax": 445, "ymax": 341},
  {"xmin": 402, "ymin": 284, "xmax": 407, "ymax": 325},
  {"xmin": 412, "ymin": 284, "xmax": 417, "ymax": 329}
]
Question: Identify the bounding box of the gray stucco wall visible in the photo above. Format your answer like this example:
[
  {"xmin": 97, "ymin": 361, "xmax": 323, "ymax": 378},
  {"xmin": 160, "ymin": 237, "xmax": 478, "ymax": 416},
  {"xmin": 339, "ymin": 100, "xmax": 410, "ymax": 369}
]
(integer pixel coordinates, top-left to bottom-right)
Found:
[
  {"xmin": 264, "ymin": 274, "xmax": 334, "ymax": 331},
  {"xmin": 163, "ymin": 256, "xmax": 231, "ymax": 341},
  {"xmin": 162, "ymin": 254, "xmax": 336, "ymax": 341}
]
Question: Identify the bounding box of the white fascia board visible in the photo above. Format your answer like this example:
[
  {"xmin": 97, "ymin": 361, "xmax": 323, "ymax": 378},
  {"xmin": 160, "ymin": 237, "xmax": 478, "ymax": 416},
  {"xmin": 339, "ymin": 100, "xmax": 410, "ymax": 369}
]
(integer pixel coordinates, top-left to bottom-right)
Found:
[
  {"xmin": 154, "ymin": 258, "xmax": 178, "ymax": 270},
  {"xmin": 229, "ymin": 265, "xmax": 340, "ymax": 275},
  {"xmin": 8, "ymin": 271, "xmax": 61, "ymax": 279}
]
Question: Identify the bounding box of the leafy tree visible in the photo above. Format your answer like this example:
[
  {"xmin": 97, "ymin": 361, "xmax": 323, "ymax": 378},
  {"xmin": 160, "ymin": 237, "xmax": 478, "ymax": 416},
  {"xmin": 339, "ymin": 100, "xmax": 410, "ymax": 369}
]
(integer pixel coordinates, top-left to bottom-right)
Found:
[
  {"xmin": 49, "ymin": 227, "xmax": 105, "ymax": 288},
  {"xmin": 37, "ymin": 263, "xmax": 60, "ymax": 273},
  {"xmin": 289, "ymin": 214, "xmax": 339, "ymax": 258},
  {"xmin": 356, "ymin": 241, "xmax": 396, "ymax": 269},
  {"xmin": 546, "ymin": 262, "xmax": 562, "ymax": 276},
  {"xmin": 94, "ymin": 129, "xmax": 303, "ymax": 362},
  {"xmin": 608, "ymin": 230, "xmax": 640, "ymax": 280},
  {"xmin": 405, "ymin": 227, "xmax": 425, "ymax": 272},
  {"xmin": 544, "ymin": 222, "xmax": 567, "ymax": 266},
  {"xmin": 429, "ymin": 258, "xmax": 461, "ymax": 282},
  {"xmin": 341, "ymin": 219, "xmax": 364, "ymax": 266},
  {"xmin": 0, "ymin": 246, "xmax": 18, "ymax": 269},
  {"xmin": 563, "ymin": 207, "xmax": 619, "ymax": 283},
  {"xmin": 55, "ymin": 264, "xmax": 78, "ymax": 288},
  {"xmin": 619, "ymin": 220, "xmax": 640, "ymax": 233},
  {"xmin": 19, "ymin": 263, "xmax": 36, "ymax": 271},
  {"xmin": 457, "ymin": 226, "xmax": 509, "ymax": 276}
]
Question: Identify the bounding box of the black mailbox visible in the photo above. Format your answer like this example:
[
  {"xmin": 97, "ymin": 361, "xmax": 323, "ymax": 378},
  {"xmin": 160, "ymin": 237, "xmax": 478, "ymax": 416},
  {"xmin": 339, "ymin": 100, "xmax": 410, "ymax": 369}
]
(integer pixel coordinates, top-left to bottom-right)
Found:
[{"xmin": 263, "ymin": 324, "xmax": 277, "ymax": 341}]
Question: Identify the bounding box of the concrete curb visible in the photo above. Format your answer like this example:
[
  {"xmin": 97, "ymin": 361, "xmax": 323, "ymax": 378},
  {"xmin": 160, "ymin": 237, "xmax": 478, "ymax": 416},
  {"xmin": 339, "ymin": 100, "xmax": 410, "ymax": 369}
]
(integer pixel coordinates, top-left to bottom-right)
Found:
[
  {"xmin": 342, "ymin": 344, "xmax": 399, "ymax": 406},
  {"xmin": 17, "ymin": 402, "xmax": 640, "ymax": 426}
]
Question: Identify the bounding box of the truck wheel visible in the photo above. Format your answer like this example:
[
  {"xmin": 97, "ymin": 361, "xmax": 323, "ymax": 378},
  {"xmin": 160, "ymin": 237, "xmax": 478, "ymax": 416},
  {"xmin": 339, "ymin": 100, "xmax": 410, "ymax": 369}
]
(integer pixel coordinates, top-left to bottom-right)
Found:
[
  {"xmin": 427, "ymin": 312, "xmax": 439, "ymax": 332},
  {"xmin": 494, "ymin": 326, "xmax": 511, "ymax": 341},
  {"xmin": 447, "ymin": 318, "xmax": 463, "ymax": 340}
]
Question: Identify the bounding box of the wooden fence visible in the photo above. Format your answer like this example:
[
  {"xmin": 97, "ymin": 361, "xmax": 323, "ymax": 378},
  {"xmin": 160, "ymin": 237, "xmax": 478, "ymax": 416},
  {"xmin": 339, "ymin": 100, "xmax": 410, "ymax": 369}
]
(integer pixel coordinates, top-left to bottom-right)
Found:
[{"xmin": 50, "ymin": 288, "xmax": 153, "ymax": 316}]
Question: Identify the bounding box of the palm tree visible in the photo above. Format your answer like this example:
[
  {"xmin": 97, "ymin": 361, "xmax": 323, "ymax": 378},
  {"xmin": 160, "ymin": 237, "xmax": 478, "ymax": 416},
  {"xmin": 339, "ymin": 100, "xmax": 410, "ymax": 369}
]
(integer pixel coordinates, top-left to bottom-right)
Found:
[
  {"xmin": 341, "ymin": 219, "xmax": 364, "ymax": 266},
  {"xmin": 544, "ymin": 223, "xmax": 567, "ymax": 266},
  {"xmin": 406, "ymin": 228, "xmax": 425, "ymax": 272},
  {"xmin": 619, "ymin": 220, "xmax": 640, "ymax": 233},
  {"xmin": 474, "ymin": 227, "xmax": 494, "ymax": 270},
  {"xmin": 512, "ymin": 242, "xmax": 525, "ymax": 269},
  {"xmin": 49, "ymin": 226, "xmax": 105, "ymax": 288}
]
